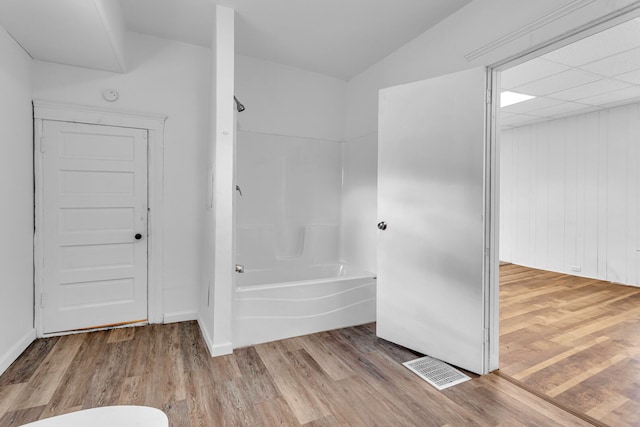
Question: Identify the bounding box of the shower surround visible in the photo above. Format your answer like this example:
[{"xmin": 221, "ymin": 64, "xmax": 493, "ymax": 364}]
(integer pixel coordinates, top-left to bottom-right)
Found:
[{"xmin": 233, "ymin": 130, "xmax": 375, "ymax": 346}]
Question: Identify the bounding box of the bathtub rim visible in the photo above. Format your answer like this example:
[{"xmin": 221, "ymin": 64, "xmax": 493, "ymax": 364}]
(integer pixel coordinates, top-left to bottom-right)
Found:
[{"xmin": 235, "ymin": 266, "xmax": 376, "ymax": 292}]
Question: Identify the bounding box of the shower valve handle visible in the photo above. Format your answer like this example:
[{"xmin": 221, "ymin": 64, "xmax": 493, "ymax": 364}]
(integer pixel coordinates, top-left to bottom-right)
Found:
[{"xmin": 377, "ymin": 221, "xmax": 387, "ymax": 230}]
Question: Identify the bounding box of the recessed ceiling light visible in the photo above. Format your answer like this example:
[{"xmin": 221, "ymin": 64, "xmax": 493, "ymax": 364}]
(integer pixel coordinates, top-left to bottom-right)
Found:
[{"xmin": 501, "ymin": 91, "xmax": 536, "ymax": 107}]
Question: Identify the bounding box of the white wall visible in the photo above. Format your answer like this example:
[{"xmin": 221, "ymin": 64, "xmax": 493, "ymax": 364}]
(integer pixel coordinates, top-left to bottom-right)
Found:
[
  {"xmin": 0, "ymin": 25, "xmax": 35, "ymax": 375},
  {"xmin": 501, "ymin": 103, "xmax": 640, "ymax": 286},
  {"xmin": 32, "ymin": 32, "xmax": 211, "ymax": 320},
  {"xmin": 341, "ymin": 133, "xmax": 377, "ymax": 273},
  {"xmin": 342, "ymin": 0, "xmax": 640, "ymax": 273},
  {"xmin": 235, "ymin": 55, "xmax": 346, "ymax": 141}
]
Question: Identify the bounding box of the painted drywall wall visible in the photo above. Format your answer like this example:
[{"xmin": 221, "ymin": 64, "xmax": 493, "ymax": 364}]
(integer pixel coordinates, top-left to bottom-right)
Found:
[
  {"xmin": 0, "ymin": 25, "xmax": 35, "ymax": 375},
  {"xmin": 342, "ymin": 0, "xmax": 640, "ymax": 273},
  {"xmin": 32, "ymin": 32, "xmax": 211, "ymax": 321},
  {"xmin": 501, "ymin": 103, "xmax": 640, "ymax": 286},
  {"xmin": 340, "ymin": 133, "xmax": 377, "ymax": 274},
  {"xmin": 235, "ymin": 55, "xmax": 347, "ymax": 141}
]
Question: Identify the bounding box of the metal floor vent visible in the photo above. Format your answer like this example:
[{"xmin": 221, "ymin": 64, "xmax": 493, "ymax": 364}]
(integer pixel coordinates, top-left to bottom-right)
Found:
[{"xmin": 403, "ymin": 355, "xmax": 471, "ymax": 391}]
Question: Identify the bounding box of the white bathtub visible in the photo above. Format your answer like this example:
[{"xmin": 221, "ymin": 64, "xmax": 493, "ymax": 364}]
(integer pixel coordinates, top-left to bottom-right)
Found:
[{"xmin": 233, "ymin": 263, "xmax": 376, "ymax": 347}]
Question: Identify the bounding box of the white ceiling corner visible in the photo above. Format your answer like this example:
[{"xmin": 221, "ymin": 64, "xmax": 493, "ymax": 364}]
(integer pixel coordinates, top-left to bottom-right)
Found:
[
  {"xmin": 0, "ymin": 0, "xmax": 127, "ymax": 73},
  {"xmin": 0, "ymin": 0, "xmax": 472, "ymax": 80},
  {"xmin": 119, "ymin": 0, "xmax": 472, "ymax": 80}
]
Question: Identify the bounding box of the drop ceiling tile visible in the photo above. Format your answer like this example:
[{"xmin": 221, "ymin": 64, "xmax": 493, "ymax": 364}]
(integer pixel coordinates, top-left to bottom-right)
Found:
[
  {"xmin": 549, "ymin": 78, "xmax": 632, "ymax": 101},
  {"xmin": 615, "ymin": 68, "xmax": 640, "ymax": 84},
  {"xmin": 513, "ymin": 69, "xmax": 601, "ymax": 96},
  {"xmin": 532, "ymin": 101, "xmax": 593, "ymax": 117},
  {"xmin": 578, "ymin": 85, "xmax": 640, "ymax": 106},
  {"xmin": 500, "ymin": 113, "xmax": 545, "ymax": 126},
  {"xmin": 542, "ymin": 19, "xmax": 640, "ymax": 66},
  {"xmin": 550, "ymin": 105, "xmax": 603, "ymax": 120},
  {"xmin": 598, "ymin": 96, "xmax": 640, "ymax": 110},
  {"xmin": 582, "ymin": 46, "xmax": 640, "ymax": 76},
  {"xmin": 506, "ymin": 116, "xmax": 550, "ymax": 129},
  {"xmin": 501, "ymin": 96, "xmax": 564, "ymax": 114},
  {"xmin": 501, "ymin": 58, "xmax": 569, "ymax": 90}
]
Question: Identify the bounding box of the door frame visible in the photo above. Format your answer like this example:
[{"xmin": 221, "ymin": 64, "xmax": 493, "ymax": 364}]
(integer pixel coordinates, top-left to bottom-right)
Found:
[
  {"xmin": 33, "ymin": 100, "xmax": 167, "ymax": 337},
  {"xmin": 486, "ymin": 2, "xmax": 640, "ymax": 369}
]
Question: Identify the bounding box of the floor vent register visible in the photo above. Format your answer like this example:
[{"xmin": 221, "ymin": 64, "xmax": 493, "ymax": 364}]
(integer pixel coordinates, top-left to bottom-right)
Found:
[{"xmin": 403, "ymin": 355, "xmax": 471, "ymax": 391}]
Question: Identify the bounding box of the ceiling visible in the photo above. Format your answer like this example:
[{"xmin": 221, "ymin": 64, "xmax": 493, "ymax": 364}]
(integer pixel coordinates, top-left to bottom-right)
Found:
[
  {"xmin": 0, "ymin": 0, "xmax": 127, "ymax": 73},
  {"xmin": 0, "ymin": 0, "xmax": 471, "ymax": 80},
  {"xmin": 501, "ymin": 18, "xmax": 640, "ymax": 129},
  {"xmin": 119, "ymin": 0, "xmax": 471, "ymax": 80}
]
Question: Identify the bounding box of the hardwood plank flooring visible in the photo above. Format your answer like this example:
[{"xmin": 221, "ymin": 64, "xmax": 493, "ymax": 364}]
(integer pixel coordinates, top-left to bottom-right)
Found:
[
  {"xmin": 500, "ymin": 264, "xmax": 640, "ymax": 427},
  {"xmin": 0, "ymin": 321, "xmax": 590, "ymax": 426}
]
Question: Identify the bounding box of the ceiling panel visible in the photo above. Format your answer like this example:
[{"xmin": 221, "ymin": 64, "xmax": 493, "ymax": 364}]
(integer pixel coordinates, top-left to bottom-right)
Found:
[
  {"xmin": 501, "ymin": 113, "xmax": 545, "ymax": 127},
  {"xmin": 501, "ymin": 17, "xmax": 640, "ymax": 130},
  {"xmin": 501, "ymin": 96, "xmax": 564, "ymax": 114},
  {"xmin": 549, "ymin": 78, "xmax": 631, "ymax": 102},
  {"xmin": 513, "ymin": 69, "xmax": 601, "ymax": 96},
  {"xmin": 0, "ymin": 0, "xmax": 126, "ymax": 72},
  {"xmin": 120, "ymin": 0, "xmax": 472, "ymax": 80},
  {"xmin": 577, "ymin": 85, "xmax": 640, "ymax": 106},
  {"xmin": 501, "ymin": 58, "xmax": 569, "ymax": 90},
  {"xmin": 582, "ymin": 46, "xmax": 640, "ymax": 77},
  {"xmin": 531, "ymin": 101, "xmax": 593, "ymax": 117},
  {"xmin": 616, "ymin": 68, "xmax": 640, "ymax": 85}
]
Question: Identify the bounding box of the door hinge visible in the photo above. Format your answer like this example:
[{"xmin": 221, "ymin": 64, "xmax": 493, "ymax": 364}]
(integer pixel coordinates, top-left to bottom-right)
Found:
[
  {"xmin": 486, "ymin": 89, "xmax": 492, "ymax": 105},
  {"xmin": 39, "ymin": 137, "xmax": 46, "ymax": 154},
  {"xmin": 482, "ymin": 328, "xmax": 489, "ymax": 343},
  {"xmin": 40, "ymin": 292, "xmax": 46, "ymax": 309}
]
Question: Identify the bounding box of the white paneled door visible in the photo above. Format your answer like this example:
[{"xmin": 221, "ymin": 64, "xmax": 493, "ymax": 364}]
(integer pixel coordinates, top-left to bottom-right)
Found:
[
  {"xmin": 377, "ymin": 67, "xmax": 492, "ymax": 375},
  {"xmin": 41, "ymin": 120, "xmax": 148, "ymax": 334}
]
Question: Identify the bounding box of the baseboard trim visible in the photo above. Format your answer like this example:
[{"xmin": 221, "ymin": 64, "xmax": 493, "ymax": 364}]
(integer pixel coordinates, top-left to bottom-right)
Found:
[
  {"xmin": 163, "ymin": 311, "xmax": 197, "ymax": 324},
  {"xmin": 196, "ymin": 314, "xmax": 233, "ymax": 357},
  {"xmin": 0, "ymin": 328, "xmax": 36, "ymax": 376},
  {"xmin": 210, "ymin": 342, "xmax": 233, "ymax": 357},
  {"xmin": 196, "ymin": 314, "xmax": 215, "ymax": 356}
]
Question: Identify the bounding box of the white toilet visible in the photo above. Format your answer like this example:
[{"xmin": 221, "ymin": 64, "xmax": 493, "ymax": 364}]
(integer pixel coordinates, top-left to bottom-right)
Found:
[{"xmin": 20, "ymin": 406, "xmax": 168, "ymax": 427}]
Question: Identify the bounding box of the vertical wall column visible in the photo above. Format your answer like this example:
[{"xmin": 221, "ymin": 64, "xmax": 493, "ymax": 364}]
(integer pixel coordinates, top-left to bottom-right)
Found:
[{"xmin": 199, "ymin": 5, "xmax": 235, "ymax": 357}]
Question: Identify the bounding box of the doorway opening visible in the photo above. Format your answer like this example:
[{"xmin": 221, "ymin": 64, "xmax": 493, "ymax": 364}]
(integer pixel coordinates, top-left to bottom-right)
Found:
[{"xmin": 493, "ymin": 9, "xmax": 640, "ymax": 425}]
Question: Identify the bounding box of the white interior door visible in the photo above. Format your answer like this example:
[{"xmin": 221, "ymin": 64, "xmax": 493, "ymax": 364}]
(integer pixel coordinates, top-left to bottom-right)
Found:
[
  {"xmin": 41, "ymin": 120, "xmax": 148, "ymax": 334},
  {"xmin": 377, "ymin": 67, "xmax": 491, "ymax": 374}
]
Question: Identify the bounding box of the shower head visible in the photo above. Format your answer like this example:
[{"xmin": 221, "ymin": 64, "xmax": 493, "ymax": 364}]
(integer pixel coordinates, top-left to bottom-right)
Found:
[{"xmin": 234, "ymin": 96, "xmax": 246, "ymax": 112}]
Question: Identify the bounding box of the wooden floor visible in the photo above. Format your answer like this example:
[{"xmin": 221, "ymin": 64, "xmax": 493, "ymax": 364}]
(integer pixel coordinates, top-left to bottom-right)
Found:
[
  {"xmin": 1, "ymin": 265, "xmax": 638, "ymax": 426},
  {"xmin": 500, "ymin": 264, "xmax": 640, "ymax": 427},
  {"xmin": 0, "ymin": 322, "xmax": 589, "ymax": 426}
]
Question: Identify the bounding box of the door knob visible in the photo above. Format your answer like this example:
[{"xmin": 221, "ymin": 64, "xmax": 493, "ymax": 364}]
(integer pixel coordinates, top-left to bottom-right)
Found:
[
  {"xmin": 135, "ymin": 233, "xmax": 142, "ymax": 240},
  {"xmin": 377, "ymin": 221, "xmax": 387, "ymax": 230}
]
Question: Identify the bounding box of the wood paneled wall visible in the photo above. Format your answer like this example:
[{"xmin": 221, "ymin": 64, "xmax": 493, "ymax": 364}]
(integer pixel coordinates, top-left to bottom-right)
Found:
[{"xmin": 500, "ymin": 102, "xmax": 640, "ymax": 286}]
